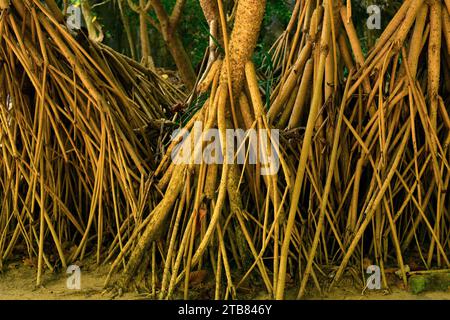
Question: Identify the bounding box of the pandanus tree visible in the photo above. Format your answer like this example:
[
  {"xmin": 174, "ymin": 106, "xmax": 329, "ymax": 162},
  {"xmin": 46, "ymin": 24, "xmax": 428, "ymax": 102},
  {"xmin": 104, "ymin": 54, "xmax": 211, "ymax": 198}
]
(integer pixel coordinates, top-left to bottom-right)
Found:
[
  {"xmin": 268, "ymin": 0, "xmax": 450, "ymax": 299},
  {"xmin": 0, "ymin": 0, "xmax": 183, "ymax": 285},
  {"xmin": 0, "ymin": 0, "xmax": 449, "ymax": 300},
  {"xmin": 263, "ymin": 0, "xmax": 365, "ymax": 299},
  {"xmin": 105, "ymin": 0, "xmax": 294, "ymax": 299},
  {"xmin": 106, "ymin": 0, "xmax": 450, "ymax": 300},
  {"xmin": 330, "ymin": 0, "xmax": 450, "ymax": 290}
]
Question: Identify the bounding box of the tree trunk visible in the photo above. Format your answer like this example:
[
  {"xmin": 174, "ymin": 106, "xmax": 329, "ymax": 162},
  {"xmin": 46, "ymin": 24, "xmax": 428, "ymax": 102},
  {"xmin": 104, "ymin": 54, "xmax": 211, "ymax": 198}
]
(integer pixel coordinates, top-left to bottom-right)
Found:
[
  {"xmin": 118, "ymin": 0, "xmax": 136, "ymax": 59},
  {"xmin": 151, "ymin": 0, "xmax": 196, "ymax": 90},
  {"xmin": 139, "ymin": 10, "xmax": 155, "ymax": 68},
  {"xmin": 111, "ymin": 0, "xmax": 266, "ymax": 291},
  {"xmin": 164, "ymin": 31, "xmax": 196, "ymax": 89},
  {"xmin": 221, "ymin": 0, "xmax": 266, "ymax": 96},
  {"xmin": 199, "ymin": 0, "xmax": 219, "ymax": 24}
]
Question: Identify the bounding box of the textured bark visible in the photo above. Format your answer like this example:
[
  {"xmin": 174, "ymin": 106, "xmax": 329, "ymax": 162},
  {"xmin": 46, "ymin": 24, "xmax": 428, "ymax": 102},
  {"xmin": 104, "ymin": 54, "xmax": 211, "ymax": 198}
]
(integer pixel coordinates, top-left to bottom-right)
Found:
[
  {"xmin": 199, "ymin": 0, "xmax": 220, "ymax": 64},
  {"xmin": 199, "ymin": 0, "xmax": 219, "ymax": 24},
  {"xmin": 428, "ymin": 0, "xmax": 442, "ymax": 130},
  {"xmin": 220, "ymin": 0, "xmax": 267, "ymax": 96},
  {"xmin": 121, "ymin": 165, "xmax": 186, "ymax": 287},
  {"xmin": 115, "ymin": 0, "xmax": 266, "ymax": 290}
]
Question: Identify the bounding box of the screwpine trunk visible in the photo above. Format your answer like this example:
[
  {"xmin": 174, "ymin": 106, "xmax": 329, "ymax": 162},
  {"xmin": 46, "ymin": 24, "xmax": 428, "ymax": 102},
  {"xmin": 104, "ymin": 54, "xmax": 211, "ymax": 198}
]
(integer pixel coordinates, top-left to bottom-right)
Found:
[{"xmin": 109, "ymin": 0, "xmax": 266, "ymax": 293}]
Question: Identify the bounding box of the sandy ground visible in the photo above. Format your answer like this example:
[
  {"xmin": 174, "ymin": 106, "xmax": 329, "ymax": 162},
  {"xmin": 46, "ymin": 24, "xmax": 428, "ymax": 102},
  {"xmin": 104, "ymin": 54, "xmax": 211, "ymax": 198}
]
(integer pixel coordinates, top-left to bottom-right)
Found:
[
  {"xmin": 0, "ymin": 261, "xmax": 449, "ymax": 300},
  {"xmin": 0, "ymin": 260, "xmax": 127, "ymax": 300}
]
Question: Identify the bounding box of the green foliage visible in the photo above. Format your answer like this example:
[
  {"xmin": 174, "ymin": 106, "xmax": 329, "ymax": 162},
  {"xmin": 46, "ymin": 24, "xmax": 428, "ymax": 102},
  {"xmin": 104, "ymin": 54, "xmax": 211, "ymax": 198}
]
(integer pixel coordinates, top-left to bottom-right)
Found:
[
  {"xmin": 176, "ymin": 0, "xmax": 209, "ymax": 68},
  {"xmin": 54, "ymin": 0, "xmax": 293, "ymax": 73},
  {"xmin": 253, "ymin": 1, "xmax": 292, "ymax": 109},
  {"xmin": 264, "ymin": 0, "xmax": 291, "ymax": 28},
  {"xmin": 253, "ymin": 44, "xmax": 275, "ymax": 110},
  {"xmin": 352, "ymin": 1, "xmax": 401, "ymax": 53},
  {"xmin": 128, "ymin": 0, "xmax": 209, "ymax": 68}
]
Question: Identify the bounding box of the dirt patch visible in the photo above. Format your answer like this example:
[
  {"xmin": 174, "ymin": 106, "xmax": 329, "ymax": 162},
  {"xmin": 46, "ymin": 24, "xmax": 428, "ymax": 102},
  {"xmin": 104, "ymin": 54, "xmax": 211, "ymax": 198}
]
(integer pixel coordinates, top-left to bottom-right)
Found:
[
  {"xmin": 0, "ymin": 259, "xmax": 138, "ymax": 300},
  {"xmin": 0, "ymin": 261, "xmax": 449, "ymax": 300}
]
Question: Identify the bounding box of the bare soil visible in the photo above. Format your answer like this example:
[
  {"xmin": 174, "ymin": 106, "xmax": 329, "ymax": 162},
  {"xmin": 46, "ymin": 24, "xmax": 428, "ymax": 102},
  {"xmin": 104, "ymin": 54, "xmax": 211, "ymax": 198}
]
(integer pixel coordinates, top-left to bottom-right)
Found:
[{"xmin": 0, "ymin": 260, "xmax": 449, "ymax": 300}]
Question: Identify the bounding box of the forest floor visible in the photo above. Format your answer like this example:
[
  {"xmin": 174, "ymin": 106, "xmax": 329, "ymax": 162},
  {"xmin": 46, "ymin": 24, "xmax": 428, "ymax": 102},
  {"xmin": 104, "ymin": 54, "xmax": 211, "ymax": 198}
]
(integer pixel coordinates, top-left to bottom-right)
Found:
[{"xmin": 0, "ymin": 256, "xmax": 449, "ymax": 300}]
